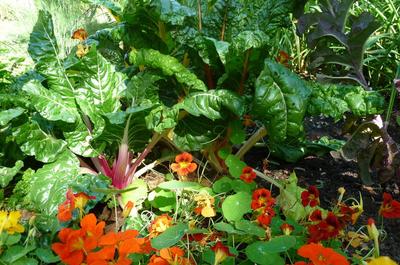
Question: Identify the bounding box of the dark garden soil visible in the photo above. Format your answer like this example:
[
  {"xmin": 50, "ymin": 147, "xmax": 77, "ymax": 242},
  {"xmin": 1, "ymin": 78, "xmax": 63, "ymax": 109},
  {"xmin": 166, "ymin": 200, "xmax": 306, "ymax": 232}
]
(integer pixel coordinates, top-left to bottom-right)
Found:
[{"xmin": 244, "ymin": 115, "xmax": 400, "ymax": 262}]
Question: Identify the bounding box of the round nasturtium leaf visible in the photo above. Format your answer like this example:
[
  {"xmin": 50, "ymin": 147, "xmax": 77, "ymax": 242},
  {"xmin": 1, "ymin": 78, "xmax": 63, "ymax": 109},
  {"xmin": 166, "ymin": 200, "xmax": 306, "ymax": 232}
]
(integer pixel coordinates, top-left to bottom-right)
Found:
[{"xmin": 221, "ymin": 191, "xmax": 252, "ymax": 222}]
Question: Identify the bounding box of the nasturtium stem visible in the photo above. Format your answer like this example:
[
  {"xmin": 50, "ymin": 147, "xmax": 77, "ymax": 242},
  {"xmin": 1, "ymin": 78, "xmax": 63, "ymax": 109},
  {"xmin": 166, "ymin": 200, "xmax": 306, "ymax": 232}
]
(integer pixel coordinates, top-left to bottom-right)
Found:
[{"xmin": 253, "ymin": 169, "xmax": 283, "ymax": 190}]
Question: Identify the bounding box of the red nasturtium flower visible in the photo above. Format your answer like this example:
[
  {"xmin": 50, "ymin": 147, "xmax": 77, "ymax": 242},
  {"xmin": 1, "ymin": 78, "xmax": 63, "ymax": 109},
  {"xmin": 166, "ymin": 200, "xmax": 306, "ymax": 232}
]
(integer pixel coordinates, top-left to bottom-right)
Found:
[
  {"xmin": 297, "ymin": 243, "xmax": 349, "ymax": 265},
  {"xmin": 276, "ymin": 50, "xmax": 292, "ymax": 67},
  {"xmin": 301, "ymin": 186, "xmax": 320, "ymax": 207},
  {"xmin": 170, "ymin": 152, "xmax": 197, "ymax": 176},
  {"xmin": 52, "ymin": 214, "xmax": 105, "ymax": 265},
  {"xmin": 251, "ymin": 188, "xmax": 275, "ymax": 210},
  {"xmin": 280, "ymin": 223, "xmax": 294, "ymax": 235},
  {"xmin": 148, "ymin": 247, "xmax": 193, "ymax": 265},
  {"xmin": 240, "ymin": 166, "xmax": 257, "ymax": 183},
  {"xmin": 308, "ymin": 210, "xmax": 341, "ymax": 243},
  {"xmin": 257, "ymin": 206, "xmax": 276, "ymax": 228},
  {"xmin": 57, "ymin": 189, "xmax": 95, "ymax": 222},
  {"xmin": 211, "ymin": 242, "xmax": 235, "ymax": 265},
  {"xmin": 379, "ymin": 192, "xmax": 400, "ymax": 218},
  {"xmin": 149, "ymin": 214, "xmax": 173, "ymax": 238}
]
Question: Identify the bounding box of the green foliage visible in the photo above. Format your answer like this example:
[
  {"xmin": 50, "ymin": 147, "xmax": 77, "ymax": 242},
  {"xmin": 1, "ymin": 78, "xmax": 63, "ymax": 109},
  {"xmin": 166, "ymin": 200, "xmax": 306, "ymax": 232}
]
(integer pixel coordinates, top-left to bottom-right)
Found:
[
  {"xmin": 150, "ymin": 223, "xmax": 188, "ymax": 249},
  {"xmin": 307, "ymin": 83, "xmax": 385, "ymax": 121},
  {"xmin": 222, "ymin": 192, "xmax": 252, "ymax": 222}
]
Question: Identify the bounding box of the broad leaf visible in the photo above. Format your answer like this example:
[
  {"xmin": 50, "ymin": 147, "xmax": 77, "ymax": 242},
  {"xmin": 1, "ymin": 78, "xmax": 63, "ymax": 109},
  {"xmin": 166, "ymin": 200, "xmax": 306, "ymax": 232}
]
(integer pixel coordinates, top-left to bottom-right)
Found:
[
  {"xmin": 252, "ymin": 60, "xmax": 311, "ymax": 143},
  {"xmin": 27, "ymin": 150, "xmax": 80, "ymax": 216},
  {"xmin": 129, "ymin": 49, "xmax": 207, "ymax": 92},
  {"xmin": 28, "ymin": 10, "xmax": 76, "ymax": 101},
  {"xmin": 0, "ymin": 161, "xmax": 23, "ymax": 188},
  {"xmin": 22, "ymin": 80, "xmax": 78, "ymax": 123},
  {"xmin": 13, "ymin": 119, "xmax": 67, "ymax": 163},
  {"xmin": 180, "ymin": 89, "xmax": 244, "ymax": 120},
  {"xmin": 0, "ymin": 108, "xmax": 25, "ymax": 126},
  {"xmin": 222, "ymin": 192, "xmax": 252, "ymax": 222}
]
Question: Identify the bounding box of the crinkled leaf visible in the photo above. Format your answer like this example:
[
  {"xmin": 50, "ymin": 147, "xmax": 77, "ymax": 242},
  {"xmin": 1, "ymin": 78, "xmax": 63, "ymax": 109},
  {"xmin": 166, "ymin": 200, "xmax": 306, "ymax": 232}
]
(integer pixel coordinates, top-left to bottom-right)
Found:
[
  {"xmin": 27, "ymin": 150, "xmax": 80, "ymax": 216},
  {"xmin": 95, "ymin": 107, "xmax": 152, "ymax": 152},
  {"xmin": 0, "ymin": 161, "xmax": 23, "ymax": 188},
  {"xmin": 180, "ymin": 89, "xmax": 244, "ymax": 120},
  {"xmin": 145, "ymin": 105, "xmax": 179, "ymax": 133},
  {"xmin": 22, "ymin": 80, "xmax": 78, "ymax": 123},
  {"xmin": 307, "ymin": 83, "xmax": 384, "ymax": 121},
  {"xmin": 173, "ymin": 115, "xmax": 225, "ymax": 151},
  {"xmin": 0, "ymin": 108, "xmax": 25, "ymax": 126},
  {"xmin": 231, "ymin": 30, "xmax": 269, "ymax": 54},
  {"xmin": 129, "ymin": 49, "xmax": 207, "ymax": 92},
  {"xmin": 28, "ymin": 10, "xmax": 75, "ymax": 102},
  {"xmin": 252, "ymin": 60, "xmax": 311, "ymax": 143},
  {"xmin": 126, "ymin": 72, "xmax": 162, "ymax": 105},
  {"xmin": 13, "ymin": 120, "xmax": 67, "ymax": 163},
  {"xmin": 155, "ymin": 0, "xmax": 195, "ymax": 25},
  {"xmin": 63, "ymin": 120, "xmax": 99, "ymax": 157}
]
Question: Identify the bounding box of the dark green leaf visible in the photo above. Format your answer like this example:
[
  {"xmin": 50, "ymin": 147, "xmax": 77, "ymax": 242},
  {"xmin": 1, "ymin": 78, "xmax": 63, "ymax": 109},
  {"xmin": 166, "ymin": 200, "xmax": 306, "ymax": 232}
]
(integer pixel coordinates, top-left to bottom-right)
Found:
[
  {"xmin": 181, "ymin": 90, "xmax": 244, "ymax": 120},
  {"xmin": 0, "ymin": 108, "xmax": 25, "ymax": 126}
]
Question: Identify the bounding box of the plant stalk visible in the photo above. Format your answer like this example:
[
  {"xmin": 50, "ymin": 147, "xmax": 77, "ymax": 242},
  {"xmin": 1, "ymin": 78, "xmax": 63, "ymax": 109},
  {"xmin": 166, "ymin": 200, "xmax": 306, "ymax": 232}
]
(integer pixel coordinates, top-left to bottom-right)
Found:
[{"xmin": 236, "ymin": 126, "xmax": 267, "ymax": 159}]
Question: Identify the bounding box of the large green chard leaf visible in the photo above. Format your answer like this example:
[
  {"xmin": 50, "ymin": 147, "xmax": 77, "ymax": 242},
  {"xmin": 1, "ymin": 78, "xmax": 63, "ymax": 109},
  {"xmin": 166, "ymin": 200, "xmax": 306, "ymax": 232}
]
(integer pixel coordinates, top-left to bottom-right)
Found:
[
  {"xmin": 22, "ymin": 80, "xmax": 78, "ymax": 123},
  {"xmin": 13, "ymin": 119, "xmax": 67, "ymax": 163},
  {"xmin": 94, "ymin": 107, "xmax": 152, "ymax": 152},
  {"xmin": 307, "ymin": 83, "xmax": 384, "ymax": 121},
  {"xmin": 129, "ymin": 49, "xmax": 207, "ymax": 92},
  {"xmin": 73, "ymin": 46, "xmax": 124, "ymax": 113},
  {"xmin": 27, "ymin": 150, "xmax": 79, "ymax": 216},
  {"xmin": 126, "ymin": 72, "xmax": 162, "ymax": 105},
  {"xmin": 63, "ymin": 120, "xmax": 99, "ymax": 157},
  {"xmin": 28, "ymin": 10, "xmax": 77, "ymax": 106},
  {"xmin": 27, "ymin": 151, "xmax": 107, "ymax": 216},
  {"xmin": 0, "ymin": 108, "xmax": 25, "ymax": 126},
  {"xmin": 252, "ymin": 60, "xmax": 311, "ymax": 143},
  {"xmin": 180, "ymin": 89, "xmax": 244, "ymax": 120},
  {"xmin": 145, "ymin": 105, "xmax": 179, "ymax": 133},
  {"xmin": 173, "ymin": 115, "xmax": 225, "ymax": 151},
  {"xmin": 0, "ymin": 161, "xmax": 23, "ymax": 188},
  {"xmin": 71, "ymin": 46, "xmax": 125, "ymax": 136}
]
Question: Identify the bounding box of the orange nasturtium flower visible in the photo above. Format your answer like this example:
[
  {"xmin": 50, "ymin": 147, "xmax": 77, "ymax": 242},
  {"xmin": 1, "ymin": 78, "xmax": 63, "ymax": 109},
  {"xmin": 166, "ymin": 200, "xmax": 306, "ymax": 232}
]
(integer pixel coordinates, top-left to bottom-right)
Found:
[
  {"xmin": 211, "ymin": 242, "xmax": 235, "ymax": 265},
  {"xmin": 240, "ymin": 166, "xmax": 257, "ymax": 183},
  {"xmin": 57, "ymin": 189, "xmax": 95, "ymax": 222},
  {"xmin": 149, "ymin": 214, "xmax": 173, "ymax": 238},
  {"xmin": 170, "ymin": 152, "xmax": 197, "ymax": 176},
  {"xmin": 71, "ymin": 28, "xmax": 88, "ymax": 41},
  {"xmin": 0, "ymin": 210, "xmax": 25, "ymax": 234},
  {"xmin": 122, "ymin": 201, "xmax": 134, "ymax": 218},
  {"xmin": 52, "ymin": 214, "xmax": 105, "ymax": 265},
  {"xmin": 297, "ymin": 243, "xmax": 349, "ymax": 265},
  {"xmin": 379, "ymin": 192, "xmax": 400, "ymax": 218},
  {"xmin": 149, "ymin": 247, "xmax": 193, "ymax": 265}
]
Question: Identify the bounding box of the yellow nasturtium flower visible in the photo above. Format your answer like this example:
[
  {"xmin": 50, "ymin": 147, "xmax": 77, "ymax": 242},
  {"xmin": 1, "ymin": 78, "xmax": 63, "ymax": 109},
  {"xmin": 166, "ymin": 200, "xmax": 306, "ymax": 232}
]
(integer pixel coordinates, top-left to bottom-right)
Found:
[
  {"xmin": 0, "ymin": 210, "xmax": 25, "ymax": 234},
  {"xmin": 368, "ymin": 256, "xmax": 398, "ymax": 265}
]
